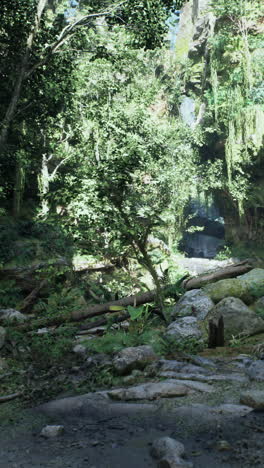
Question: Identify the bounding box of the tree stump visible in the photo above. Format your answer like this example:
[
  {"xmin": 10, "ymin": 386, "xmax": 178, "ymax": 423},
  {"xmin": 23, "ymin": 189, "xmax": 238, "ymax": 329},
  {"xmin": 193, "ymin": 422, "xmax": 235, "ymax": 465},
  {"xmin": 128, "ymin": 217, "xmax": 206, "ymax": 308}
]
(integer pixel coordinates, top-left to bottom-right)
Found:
[{"xmin": 208, "ymin": 315, "xmax": 224, "ymax": 348}]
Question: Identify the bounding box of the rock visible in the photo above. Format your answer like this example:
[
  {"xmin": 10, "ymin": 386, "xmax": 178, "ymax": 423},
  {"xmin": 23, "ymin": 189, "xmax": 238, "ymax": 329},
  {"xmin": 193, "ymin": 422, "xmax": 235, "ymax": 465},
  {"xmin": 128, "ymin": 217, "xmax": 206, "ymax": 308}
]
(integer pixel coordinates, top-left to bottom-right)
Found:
[
  {"xmin": 0, "ymin": 326, "xmax": 6, "ymax": 349},
  {"xmin": 171, "ymin": 289, "xmax": 214, "ymax": 320},
  {"xmin": 108, "ymin": 380, "xmax": 191, "ymax": 401},
  {"xmin": 203, "ymin": 279, "xmax": 247, "ymax": 303},
  {"xmin": 113, "ymin": 345, "xmax": 158, "ymax": 375},
  {"xmin": 151, "ymin": 437, "xmax": 193, "ymax": 468},
  {"xmin": 122, "ymin": 369, "xmax": 144, "ymax": 384},
  {"xmin": 36, "ymin": 328, "xmax": 49, "ymax": 334},
  {"xmin": 216, "ymin": 440, "xmax": 232, "ymax": 451},
  {"xmin": 188, "ymin": 355, "xmax": 217, "ymax": 369},
  {"xmin": 215, "ymin": 404, "xmax": 252, "ymax": 416},
  {"xmin": 245, "ymin": 360, "xmax": 264, "ymax": 381},
  {"xmin": 166, "ymin": 317, "xmax": 203, "ymax": 341},
  {"xmin": 159, "ymin": 359, "xmax": 211, "ymax": 375},
  {"xmin": 40, "ymin": 425, "xmax": 64, "ymax": 438},
  {"xmin": 159, "ymin": 372, "xmax": 248, "ymax": 384},
  {"xmin": 240, "ymin": 390, "xmax": 264, "ymax": 409},
  {"xmin": 239, "ymin": 269, "xmax": 264, "ymax": 299},
  {"xmin": 0, "ymin": 309, "xmax": 28, "ymax": 324},
  {"xmin": 151, "ymin": 437, "xmax": 185, "ymax": 459},
  {"xmin": 205, "ymin": 297, "xmax": 264, "ymax": 340},
  {"xmin": 85, "ymin": 353, "xmax": 112, "ymax": 368},
  {"xmin": 158, "ymin": 456, "xmax": 193, "ymax": 468},
  {"xmin": 203, "ymin": 269, "xmax": 264, "ymax": 304},
  {"xmin": 158, "ymin": 379, "xmax": 214, "ymax": 393},
  {"xmin": 252, "ymin": 296, "xmax": 264, "ymax": 313},
  {"xmin": 0, "ymin": 357, "xmax": 8, "ymax": 370},
  {"xmin": 73, "ymin": 344, "xmax": 88, "ymax": 356}
]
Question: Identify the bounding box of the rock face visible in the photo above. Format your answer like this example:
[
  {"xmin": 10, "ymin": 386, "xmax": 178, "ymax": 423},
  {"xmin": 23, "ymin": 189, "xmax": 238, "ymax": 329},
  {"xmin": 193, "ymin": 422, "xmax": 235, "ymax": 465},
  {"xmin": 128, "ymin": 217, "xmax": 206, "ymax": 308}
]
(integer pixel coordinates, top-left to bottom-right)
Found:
[
  {"xmin": 206, "ymin": 297, "xmax": 264, "ymax": 340},
  {"xmin": 0, "ymin": 309, "xmax": 28, "ymax": 324},
  {"xmin": 171, "ymin": 289, "xmax": 214, "ymax": 320},
  {"xmin": 166, "ymin": 317, "xmax": 203, "ymax": 341},
  {"xmin": 0, "ymin": 326, "xmax": 6, "ymax": 349},
  {"xmin": 188, "ymin": 13, "xmax": 216, "ymax": 60},
  {"xmin": 113, "ymin": 345, "xmax": 158, "ymax": 375}
]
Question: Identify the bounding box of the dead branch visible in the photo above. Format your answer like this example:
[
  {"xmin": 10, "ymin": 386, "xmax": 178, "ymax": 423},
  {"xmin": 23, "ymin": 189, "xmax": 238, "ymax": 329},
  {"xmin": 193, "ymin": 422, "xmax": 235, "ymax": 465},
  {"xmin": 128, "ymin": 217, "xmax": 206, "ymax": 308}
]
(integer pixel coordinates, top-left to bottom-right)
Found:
[
  {"xmin": 19, "ymin": 280, "xmax": 48, "ymax": 313},
  {"xmin": 0, "ymin": 392, "xmax": 22, "ymax": 403}
]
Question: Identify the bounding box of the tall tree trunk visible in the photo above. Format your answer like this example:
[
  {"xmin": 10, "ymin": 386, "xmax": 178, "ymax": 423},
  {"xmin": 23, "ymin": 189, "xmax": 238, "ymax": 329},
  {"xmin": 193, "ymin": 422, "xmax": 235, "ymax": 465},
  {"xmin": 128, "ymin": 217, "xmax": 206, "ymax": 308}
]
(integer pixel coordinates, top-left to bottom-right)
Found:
[
  {"xmin": 0, "ymin": 0, "xmax": 48, "ymax": 151},
  {"xmin": 13, "ymin": 159, "xmax": 25, "ymax": 218},
  {"xmin": 38, "ymin": 154, "xmax": 50, "ymax": 217}
]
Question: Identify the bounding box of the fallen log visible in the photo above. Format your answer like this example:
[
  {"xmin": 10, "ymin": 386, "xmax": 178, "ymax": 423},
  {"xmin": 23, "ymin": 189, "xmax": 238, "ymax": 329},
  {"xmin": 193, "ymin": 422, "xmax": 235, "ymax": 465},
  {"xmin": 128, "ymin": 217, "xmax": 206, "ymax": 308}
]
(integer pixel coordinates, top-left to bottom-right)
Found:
[
  {"xmin": 70, "ymin": 281, "xmax": 183, "ymax": 322},
  {"xmin": 78, "ymin": 311, "xmax": 130, "ymax": 331},
  {"xmin": 71, "ymin": 289, "xmax": 159, "ymax": 321},
  {"xmin": 181, "ymin": 260, "xmax": 252, "ymax": 291},
  {"xmin": 70, "ymin": 262, "xmax": 252, "ymax": 322}
]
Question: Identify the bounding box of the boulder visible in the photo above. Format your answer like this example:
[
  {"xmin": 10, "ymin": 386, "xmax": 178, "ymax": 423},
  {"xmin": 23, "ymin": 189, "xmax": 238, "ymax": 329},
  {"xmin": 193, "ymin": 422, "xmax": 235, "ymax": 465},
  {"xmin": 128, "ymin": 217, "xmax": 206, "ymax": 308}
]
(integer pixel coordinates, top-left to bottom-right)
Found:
[
  {"xmin": 0, "ymin": 309, "xmax": 28, "ymax": 324},
  {"xmin": 203, "ymin": 278, "xmax": 247, "ymax": 303},
  {"xmin": 72, "ymin": 344, "xmax": 88, "ymax": 357},
  {"xmin": 245, "ymin": 360, "xmax": 264, "ymax": 381},
  {"xmin": 239, "ymin": 269, "xmax": 264, "ymax": 299},
  {"xmin": 252, "ymin": 296, "xmax": 264, "ymax": 313},
  {"xmin": 203, "ymin": 268, "xmax": 264, "ymax": 304},
  {"xmin": 171, "ymin": 289, "xmax": 214, "ymax": 320},
  {"xmin": 166, "ymin": 317, "xmax": 203, "ymax": 341},
  {"xmin": 85, "ymin": 353, "xmax": 112, "ymax": 368},
  {"xmin": 151, "ymin": 436, "xmax": 193, "ymax": 468},
  {"xmin": 240, "ymin": 390, "xmax": 264, "ymax": 409},
  {"xmin": 113, "ymin": 345, "xmax": 158, "ymax": 375},
  {"xmin": 0, "ymin": 326, "xmax": 6, "ymax": 349},
  {"xmin": 206, "ymin": 297, "xmax": 264, "ymax": 340}
]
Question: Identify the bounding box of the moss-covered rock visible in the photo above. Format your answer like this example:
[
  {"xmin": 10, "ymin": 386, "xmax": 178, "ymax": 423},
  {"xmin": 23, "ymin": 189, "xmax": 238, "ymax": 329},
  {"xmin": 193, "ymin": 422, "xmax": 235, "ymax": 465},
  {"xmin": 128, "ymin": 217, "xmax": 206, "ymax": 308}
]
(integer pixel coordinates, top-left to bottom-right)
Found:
[
  {"xmin": 203, "ymin": 269, "xmax": 264, "ymax": 304},
  {"xmin": 203, "ymin": 278, "xmax": 247, "ymax": 303},
  {"xmin": 238, "ymin": 269, "xmax": 264, "ymax": 300}
]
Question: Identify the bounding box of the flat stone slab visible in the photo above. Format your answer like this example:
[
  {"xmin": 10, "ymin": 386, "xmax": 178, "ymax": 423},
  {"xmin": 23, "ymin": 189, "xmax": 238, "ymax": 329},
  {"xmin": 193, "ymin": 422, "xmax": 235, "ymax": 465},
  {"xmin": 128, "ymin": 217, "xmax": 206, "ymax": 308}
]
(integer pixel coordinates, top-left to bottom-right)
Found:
[
  {"xmin": 159, "ymin": 371, "xmax": 248, "ymax": 384},
  {"xmin": 155, "ymin": 378, "xmax": 214, "ymax": 393},
  {"xmin": 240, "ymin": 391, "xmax": 264, "ymax": 409},
  {"xmin": 158, "ymin": 359, "xmax": 211, "ymax": 375},
  {"xmin": 38, "ymin": 393, "xmax": 157, "ymax": 416},
  {"xmin": 171, "ymin": 403, "xmax": 252, "ymax": 419},
  {"xmin": 108, "ymin": 380, "xmax": 192, "ymax": 401}
]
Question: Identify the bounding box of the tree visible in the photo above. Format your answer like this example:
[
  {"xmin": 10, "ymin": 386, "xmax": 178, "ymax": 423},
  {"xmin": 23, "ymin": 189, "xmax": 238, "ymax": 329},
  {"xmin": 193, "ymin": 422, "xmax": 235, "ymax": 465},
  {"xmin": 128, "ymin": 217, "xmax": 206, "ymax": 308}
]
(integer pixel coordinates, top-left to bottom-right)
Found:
[{"xmin": 0, "ymin": 0, "xmax": 177, "ymax": 217}]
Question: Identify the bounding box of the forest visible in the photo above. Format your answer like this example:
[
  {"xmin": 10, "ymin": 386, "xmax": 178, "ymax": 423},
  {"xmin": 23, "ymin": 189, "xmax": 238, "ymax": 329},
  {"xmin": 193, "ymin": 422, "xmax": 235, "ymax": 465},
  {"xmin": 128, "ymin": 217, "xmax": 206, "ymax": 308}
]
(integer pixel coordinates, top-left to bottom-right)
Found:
[{"xmin": 0, "ymin": 1, "xmax": 264, "ymax": 467}]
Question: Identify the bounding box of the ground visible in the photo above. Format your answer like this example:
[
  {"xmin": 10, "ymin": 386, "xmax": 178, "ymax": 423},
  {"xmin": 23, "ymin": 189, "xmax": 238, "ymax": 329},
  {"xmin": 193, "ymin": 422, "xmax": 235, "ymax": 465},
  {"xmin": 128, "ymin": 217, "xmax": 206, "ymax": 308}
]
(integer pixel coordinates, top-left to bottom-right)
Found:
[{"xmin": 1, "ymin": 351, "xmax": 264, "ymax": 468}]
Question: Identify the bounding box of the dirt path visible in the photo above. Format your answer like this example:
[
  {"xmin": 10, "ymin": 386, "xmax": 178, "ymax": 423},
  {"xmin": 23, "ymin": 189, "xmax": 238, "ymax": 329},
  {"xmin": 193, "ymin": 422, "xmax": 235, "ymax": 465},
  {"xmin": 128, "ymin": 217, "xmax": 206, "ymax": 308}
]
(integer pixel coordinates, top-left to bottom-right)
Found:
[
  {"xmin": 1, "ymin": 354, "xmax": 264, "ymax": 468},
  {"xmin": 0, "ymin": 398, "xmax": 264, "ymax": 468}
]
